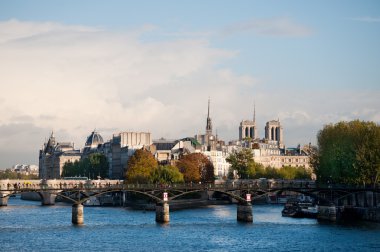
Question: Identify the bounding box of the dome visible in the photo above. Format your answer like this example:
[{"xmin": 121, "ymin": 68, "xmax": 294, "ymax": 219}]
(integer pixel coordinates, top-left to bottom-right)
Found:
[{"xmin": 85, "ymin": 130, "xmax": 104, "ymax": 148}]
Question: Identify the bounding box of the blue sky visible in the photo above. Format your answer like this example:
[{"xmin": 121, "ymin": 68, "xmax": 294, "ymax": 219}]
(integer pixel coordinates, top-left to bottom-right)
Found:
[{"xmin": 0, "ymin": 0, "xmax": 379, "ymax": 167}]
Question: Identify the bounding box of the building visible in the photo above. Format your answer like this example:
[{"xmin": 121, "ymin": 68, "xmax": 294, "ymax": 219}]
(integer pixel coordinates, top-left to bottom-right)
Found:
[
  {"xmin": 239, "ymin": 104, "xmax": 258, "ymax": 141},
  {"xmin": 202, "ymin": 150, "xmax": 230, "ymax": 179},
  {"xmin": 265, "ymin": 120, "xmax": 284, "ymax": 148},
  {"xmin": 152, "ymin": 137, "xmax": 201, "ymax": 165},
  {"xmin": 82, "ymin": 130, "xmax": 104, "ymax": 157},
  {"xmin": 195, "ymin": 98, "xmax": 219, "ymax": 151},
  {"xmin": 228, "ymin": 113, "xmax": 311, "ymax": 170},
  {"xmin": 12, "ymin": 164, "xmax": 39, "ymax": 176},
  {"xmin": 39, "ymin": 132, "xmax": 81, "ymax": 179},
  {"xmin": 252, "ymin": 145, "xmax": 310, "ymax": 169},
  {"xmin": 108, "ymin": 131, "xmax": 152, "ymax": 179}
]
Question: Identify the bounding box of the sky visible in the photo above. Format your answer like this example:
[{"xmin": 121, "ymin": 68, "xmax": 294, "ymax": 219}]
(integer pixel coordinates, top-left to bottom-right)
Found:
[{"xmin": 0, "ymin": 0, "xmax": 379, "ymax": 168}]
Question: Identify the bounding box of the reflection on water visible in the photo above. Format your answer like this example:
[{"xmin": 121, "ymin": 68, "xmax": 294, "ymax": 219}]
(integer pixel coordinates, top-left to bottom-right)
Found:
[{"xmin": 0, "ymin": 197, "xmax": 379, "ymax": 251}]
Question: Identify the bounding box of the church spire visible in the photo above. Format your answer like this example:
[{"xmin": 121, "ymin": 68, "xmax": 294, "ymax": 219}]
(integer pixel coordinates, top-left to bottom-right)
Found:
[
  {"xmin": 206, "ymin": 97, "xmax": 212, "ymax": 135},
  {"xmin": 207, "ymin": 97, "xmax": 210, "ymax": 119},
  {"xmin": 253, "ymin": 101, "xmax": 256, "ymax": 123}
]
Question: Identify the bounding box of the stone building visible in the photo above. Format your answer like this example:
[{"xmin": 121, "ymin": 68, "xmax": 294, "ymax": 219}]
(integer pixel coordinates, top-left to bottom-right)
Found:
[
  {"xmin": 108, "ymin": 131, "xmax": 152, "ymax": 179},
  {"xmin": 152, "ymin": 137, "xmax": 202, "ymax": 165},
  {"xmin": 227, "ymin": 114, "xmax": 311, "ymax": 170},
  {"xmin": 202, "ymin": 150, "xmax": 230, "ymax": 179},
  {"xmin": 265, "ymin": 120, "xmax": 284, "ymax": 148},
  {"xmin": 82, "ymin": 130, "xmax": 104, "ymax": 157},
  {"xmin": 239, "ymin": 104, "xmax": 258, "ymax": 141},
  {"xmin": 39, "ymin": 132, "xmax": 81, "ymax": 179},
  {"xmin": 252, "ymin": 145, "xmax": 310, "ymax": 169},
  {"xmin": 195, "ymin": 98, "xmax": 218, "ymax": 151}
]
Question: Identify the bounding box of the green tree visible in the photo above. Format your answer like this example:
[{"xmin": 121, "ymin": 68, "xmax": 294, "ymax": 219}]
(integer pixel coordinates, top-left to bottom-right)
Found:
[
  {"xmin": 315, "ymin": 120, "xmax": 380, "ymax": 186},
  {"xmin": 354, "ymin": 122, "xmax": 380, "ymax": 187},
  {"xmin": 264, "ymin": 167, "xmax": 280, "ymax": 179},
  {"xmin": 0, "ymin": 169, "xmax": 38, "ymax": 179},
  {"xmin": 125, "ymin": 149, "xmax": 157, "ymax": 183},
  {"xmin": 150, "ymin": 165, "xmax": 184, "ymax": 184},
  {"xmin": 276, "ymin": 166, "xmax": 312, "ymax": 180},
  {"xmin": 87, "ymin": 153, "xmax": 109, "ymax": 179},
  {"xmin": 226, "ymin": 148, "xmax": 259, "ymax": 179},
  {"xmin": 176, "ymin": 153, "xmax": 214, "ymax": 183},
  {"xmin": 62, "ymin": 153, "xmax": 109, "ymax": 179}
]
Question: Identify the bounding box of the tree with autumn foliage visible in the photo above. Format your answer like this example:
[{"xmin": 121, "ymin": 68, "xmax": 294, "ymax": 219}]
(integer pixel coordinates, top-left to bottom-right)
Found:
[
  {"xmin": 124, "ymin": 149, "xmax": 157, "ymax": 183},
  {"xmin": 176, "ymin": 153, "xmax": 214, "ymax": 183}
]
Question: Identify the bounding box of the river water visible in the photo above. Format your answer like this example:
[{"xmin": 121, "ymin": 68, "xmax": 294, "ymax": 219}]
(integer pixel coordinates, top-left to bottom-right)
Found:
[{"xmin": 1, "ymin": 197, "xmax": 379, "ymax": 252}]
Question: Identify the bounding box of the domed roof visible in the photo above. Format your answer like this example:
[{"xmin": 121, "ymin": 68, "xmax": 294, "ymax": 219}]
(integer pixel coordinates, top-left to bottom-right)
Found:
[{"xmin": 85, "ymin": 130, "xmax": 104, "ymax": 148}]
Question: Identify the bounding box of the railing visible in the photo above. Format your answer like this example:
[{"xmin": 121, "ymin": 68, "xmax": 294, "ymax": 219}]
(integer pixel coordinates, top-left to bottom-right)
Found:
[{"xmin": 1, "ymin": 179, "xmax": 379, "ymax": 192}]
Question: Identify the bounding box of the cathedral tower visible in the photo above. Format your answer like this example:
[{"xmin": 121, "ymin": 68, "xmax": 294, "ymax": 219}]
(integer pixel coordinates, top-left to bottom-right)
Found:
[
  {"xmin": 239, "ymin": 103, "xmax": 257, "ymax": 140},
  {"xmin": 265, "ymin": 119, "xmax": 284, "ymax": 148}
]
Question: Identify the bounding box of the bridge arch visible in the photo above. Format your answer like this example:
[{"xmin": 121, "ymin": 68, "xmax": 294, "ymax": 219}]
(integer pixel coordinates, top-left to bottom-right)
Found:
[
  {"xmin": 170, "ymin": 189, "xmax": 247, "ymax": 204},
  {"xmin": 55, "ymin": 189, "xmax": 163, "ymax": 205}
]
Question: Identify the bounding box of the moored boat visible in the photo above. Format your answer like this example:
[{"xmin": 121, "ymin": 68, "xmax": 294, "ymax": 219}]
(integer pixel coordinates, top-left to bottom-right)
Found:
[{"xmin": 282, "ymin": 199, "xmax": 318, "ymax": 218}]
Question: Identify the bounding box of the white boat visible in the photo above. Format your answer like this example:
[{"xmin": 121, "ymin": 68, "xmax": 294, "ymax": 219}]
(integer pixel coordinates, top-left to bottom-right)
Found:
[{"xmin": 84, "ymin": 196, "xmax": 101, "ymax": 206}]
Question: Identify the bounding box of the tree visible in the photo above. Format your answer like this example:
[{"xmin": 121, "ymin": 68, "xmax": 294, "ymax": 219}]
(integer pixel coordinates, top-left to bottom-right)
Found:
[
  {"xmin": 150, "ymin": 165, "xmax": 184, "ymax": 184},
  {"xmin": 87, "ymin": 153, "xmax": 109, "ymax": 179},
  {"xmin": 0, "ymin": 169, "xmax": 38, "ymax": 179},
  {"xmin": 354, "ymin": 122, "xmax": 380, "ymax": 187},
  {"xmin": 277, "ymin": 166, "xmax": 312, "ymax": 180},
  {"xmin": 315, "ymin": 120, "xmax": 380, "ymax": 186},
  {"xmin": 62, "ymin": 153, "xmax": 109, "ymax": 179},
  {"xmin": 176, "ymin": 153, "xmax": 214, "ymax": 183},
  {"xmin": 226, "ymin": 148, "xmax": 259, "ymax": 179},
  {"xmin": 125, "ymin": 149, "xmax": 157, "ymax": 183}
]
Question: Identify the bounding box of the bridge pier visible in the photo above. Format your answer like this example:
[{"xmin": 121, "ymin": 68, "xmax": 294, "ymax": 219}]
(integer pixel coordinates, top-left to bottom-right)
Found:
[
  {"xmin": 366, "ymin": 192, "xmax": 374, "ymax": 207},
  {"xmin": 40, "ymin": 191, "xmax": 57, "ymax": 205},
  {"xmin": 317, "ymin": 205, "xmax": 336, "ymax": 222},
  {"xmin": 72, "ymin": 203, "xmax": 84, "ymax": 225},
  {"xmin": 156, "ymin": 202, "xmax": 170, "ymax": 223},
  {"xmin": 237, "ymin": 201, "xmax": 253, "ymax": 222},
  {"xmin": 0, "ymin": 191, "xmax": 10, "ymax": 206}
]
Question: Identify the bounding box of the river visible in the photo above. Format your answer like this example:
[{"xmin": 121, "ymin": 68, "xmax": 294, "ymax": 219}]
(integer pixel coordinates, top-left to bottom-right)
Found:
[{"xmin": 0, "ymin": 196, "xmax": 379, "ymax": 251}]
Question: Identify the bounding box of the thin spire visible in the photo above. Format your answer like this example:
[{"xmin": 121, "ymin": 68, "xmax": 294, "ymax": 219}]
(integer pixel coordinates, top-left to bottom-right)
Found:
[
  {"xmin": 253, "ymin": 101, "xmax": 256, "ymax": 123},
  {"xmin": 207, "ymin": 97, "xmax": 210, "ymax": 119},
  {"xmin": 206, "ymin": 97, "xmax": 212, "ymax": 134}
]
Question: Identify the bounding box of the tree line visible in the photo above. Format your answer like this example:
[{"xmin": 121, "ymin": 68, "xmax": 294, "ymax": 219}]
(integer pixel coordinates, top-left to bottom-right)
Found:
[
  {"xmin": 0, "ymin": 169, "xmax": 38, "ymax": 180},
  {"xmin": 125, "ymin": 149, "xmax": 214, "ymax": 184},
  {"xmin": 226, "ymin": 148, "xmax": 312, "ymax": 180},
  {"xmin": 62, "ymin": 153, "xmax": 109, "ymax": 179}
]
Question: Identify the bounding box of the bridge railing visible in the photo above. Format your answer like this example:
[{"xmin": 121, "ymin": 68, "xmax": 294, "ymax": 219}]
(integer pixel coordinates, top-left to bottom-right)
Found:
[{"xmin": 1, "ymin": 179, "xmax": 378, "ymax": 192}]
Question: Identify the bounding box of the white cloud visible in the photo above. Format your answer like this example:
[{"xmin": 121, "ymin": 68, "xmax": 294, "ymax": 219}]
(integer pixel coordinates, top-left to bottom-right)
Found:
[
  {"xmin": 221, "ymin": 17, "xmax": 314, "ymax": 37},
  {"xmin": 0, "ymin": 19, "xmax": 250, "ymax": 167},
  {"xmin": 0, "ymin": 19, "xmax": 378, "ymax": 168}
]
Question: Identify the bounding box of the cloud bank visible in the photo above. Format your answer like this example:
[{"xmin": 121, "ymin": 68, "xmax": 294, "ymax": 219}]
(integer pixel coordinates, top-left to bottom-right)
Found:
[{"xmin": 0, "ymin": 19, "xmax": 378, "ymax": 168}]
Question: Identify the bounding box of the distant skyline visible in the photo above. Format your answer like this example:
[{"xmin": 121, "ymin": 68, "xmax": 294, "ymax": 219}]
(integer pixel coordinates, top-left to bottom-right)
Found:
[{"xmin": 0, "ymin": 0, "xmax": 379, "ymax": 168}]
